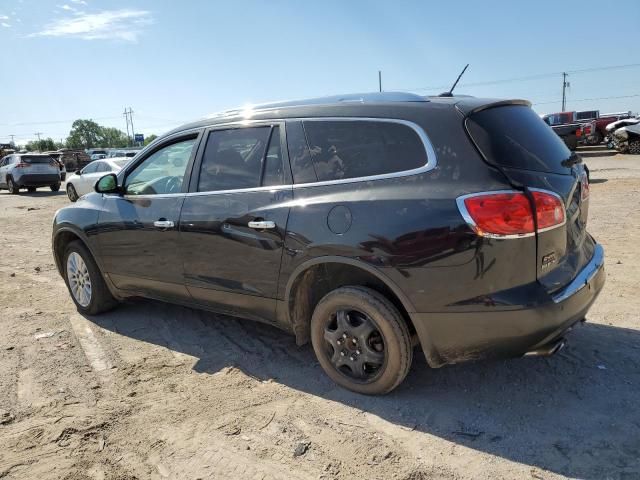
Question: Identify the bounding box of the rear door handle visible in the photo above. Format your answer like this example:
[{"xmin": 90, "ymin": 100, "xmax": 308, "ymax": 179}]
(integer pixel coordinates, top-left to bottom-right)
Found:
[
  {"xmin": 248, "ymin": 220, "xmax": 276, "ymax": 229},
  {"xmin": 153, "ymin": 220, "xmax": 175, "ymax": 229}
]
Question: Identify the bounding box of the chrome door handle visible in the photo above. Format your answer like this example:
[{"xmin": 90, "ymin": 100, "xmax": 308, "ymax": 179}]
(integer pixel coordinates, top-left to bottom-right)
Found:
[
  {"xmin": 248, "ymin": 220, "xmax": 276, "ymax": 229},
  {"xmin": 153, "ymin": 220, "xmax": 175, "ymax": 229}
]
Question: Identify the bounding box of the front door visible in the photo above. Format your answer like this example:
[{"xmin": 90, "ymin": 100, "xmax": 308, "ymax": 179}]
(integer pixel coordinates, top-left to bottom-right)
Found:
[
  {"xmin": 179, "ymin": 124, "xmax": 291, "ymax": 323},
  {"xmin": 96, "ymin": 133, "xmax": 201, "ymax": 301}
]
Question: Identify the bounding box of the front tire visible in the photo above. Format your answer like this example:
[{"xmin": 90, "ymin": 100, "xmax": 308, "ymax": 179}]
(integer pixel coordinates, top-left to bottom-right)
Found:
[
  {"xmin": 310, "ymin": 286, "xmax": 413, "ymax": 395},
  {"xmin": 63, "ymin": 240, "xmax": 118, "ymax": 315},
  {"xmin": 67, "ymin": 183, "xmax": 78, "ymax": 202},
  {"xmin": 7, "ymin": 177, "xmax": 19, "ymax": 194},
  {"xmin": 629, "ymin": 140, "xmax": 640, "ymax": 155},
  {"xmin": 50, "ymin": 183, "xmax": 61, "ymax": 192}
]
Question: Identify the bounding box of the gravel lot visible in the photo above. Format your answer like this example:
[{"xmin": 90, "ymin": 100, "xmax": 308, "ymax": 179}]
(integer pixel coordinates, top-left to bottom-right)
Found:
[{"xmin": 1, "ymin": 147, "xmax": 639, "ymax": 480}]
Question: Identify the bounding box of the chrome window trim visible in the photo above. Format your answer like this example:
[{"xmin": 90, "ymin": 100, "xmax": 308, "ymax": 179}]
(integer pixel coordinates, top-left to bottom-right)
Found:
[
  {"xmin": 456, "ymin": 188, "xmax": 567, "ymax": 239},
  {"xmin": 118, "ymin": 117, "xmax": 437, "ymax": 198}
]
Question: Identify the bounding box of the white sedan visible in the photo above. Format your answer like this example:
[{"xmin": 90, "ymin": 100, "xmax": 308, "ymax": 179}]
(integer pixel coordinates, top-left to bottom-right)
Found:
[{"xmin": 66, "ymin": 158, "xmax": 129, "ymax": 201}]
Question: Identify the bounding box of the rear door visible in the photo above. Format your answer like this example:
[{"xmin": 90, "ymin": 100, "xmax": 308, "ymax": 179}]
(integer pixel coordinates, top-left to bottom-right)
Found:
[
  {"xmin": 179, "ymin": 123, "xmax": 291, "ymax": 323},
  {"xmin": 96, "ymin": 132, "xmax": 201, "ymax": 301},
  {"xmin": 465, "ymin": 104, "xmax": 595, "ymax": 292},
  {"xmin": 75, "ymin": 161, "xmax": 104, "ymax": 196}
]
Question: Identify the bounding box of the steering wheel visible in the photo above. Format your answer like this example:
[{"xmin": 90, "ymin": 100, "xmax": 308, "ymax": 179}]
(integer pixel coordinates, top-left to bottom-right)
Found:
[{"xmin": 165, "ymin": 176, "xmax": 182, "ymax": 194}]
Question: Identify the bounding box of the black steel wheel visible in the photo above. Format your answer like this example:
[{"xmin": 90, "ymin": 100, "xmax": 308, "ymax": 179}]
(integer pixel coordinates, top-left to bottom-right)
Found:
[{"xmin": 311, "ymin": 286, "xmax": 413, "ymax": 395}]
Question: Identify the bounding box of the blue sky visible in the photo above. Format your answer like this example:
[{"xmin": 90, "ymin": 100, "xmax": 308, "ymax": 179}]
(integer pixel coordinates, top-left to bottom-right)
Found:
[{"xmin": 1, "ymin": 0, "xmax": 639, "ymax": 145}]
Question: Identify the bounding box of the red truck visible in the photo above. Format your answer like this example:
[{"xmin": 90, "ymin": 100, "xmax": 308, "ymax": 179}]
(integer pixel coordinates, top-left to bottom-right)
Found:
[{"xmin": 576, "ymin": 110, "xmax": 632, "ymax": 144}]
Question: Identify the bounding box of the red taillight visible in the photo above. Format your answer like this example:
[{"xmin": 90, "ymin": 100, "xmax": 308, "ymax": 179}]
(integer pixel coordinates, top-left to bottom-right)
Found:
[
  {"xmin": 532, "ymin": 190, "xmax": 565, "ymax": 230},
  {"xmin": 458, "ymin": 190, "xmax": 565, "ymax": 238},
  {"xmin": 576, "ymin": 128, "xmax": 582, "ymax": 137},
  {"xmin": 580, "ymin": 172, "xmax": 590, "ymax": 201}
]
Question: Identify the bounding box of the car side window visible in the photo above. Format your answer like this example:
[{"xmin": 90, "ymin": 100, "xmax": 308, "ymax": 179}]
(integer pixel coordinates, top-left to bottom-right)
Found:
[
  {"xmin": 82, "ymin": 162, "xmax": 99, "ymax": 174},
  {"xmin": 125, "ymin": 137, "xmax": 197, "ymax": 195},
  {"xmin": 303, "ymin": 120, "xmax": 427, "ymax": 182},
  {"xmin": 98, "ymin": 162, "xmax": 111, "ymax": 173},
  {"xmin": 197, "ymin": 126, "xmax": 273, "ymax": 192}
]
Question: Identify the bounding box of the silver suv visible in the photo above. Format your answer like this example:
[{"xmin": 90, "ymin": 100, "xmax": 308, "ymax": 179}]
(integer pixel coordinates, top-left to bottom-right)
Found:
[{"xmin": 0, "ymin": 154, "xmax": 61, "ymax": 194}]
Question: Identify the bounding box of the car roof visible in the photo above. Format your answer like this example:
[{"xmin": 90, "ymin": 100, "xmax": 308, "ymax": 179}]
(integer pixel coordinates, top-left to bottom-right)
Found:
[{"xmin": 163, "ymin": 92, "xmax": 530, "ymax": 138}]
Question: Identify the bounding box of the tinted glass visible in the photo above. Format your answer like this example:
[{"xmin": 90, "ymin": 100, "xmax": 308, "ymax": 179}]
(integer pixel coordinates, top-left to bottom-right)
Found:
[
  {"xmin": 97, "ymin": 162, "xmax": 111, "ymax": 172},
  {"xmin": 125, "ymin": 137, "xmax": 197, "ymax": 195},
  {"xmin": 303, "ymin": 120, "xmax": 426, "ymax": 182},
  {"xmin": 467, "ymin": 105, "xmax": 573, "ymax": 175},
  {"xmin": 262, "ymin": 126, "xmax": 284, "ymax": 187},
  {"xmin": 22, "ymin": 156, "xmax": 52, "ymax": 164},
  {"xmin": 82, "ymin": 162, "xmax": 100, "ymax": 174},
  {"xmin": 286, "ymin": 121, "xmax": 317, "ymax": 184},
  {"xmin": 198, "ymin": 127, "xmax": 270, "ymax": 192}
]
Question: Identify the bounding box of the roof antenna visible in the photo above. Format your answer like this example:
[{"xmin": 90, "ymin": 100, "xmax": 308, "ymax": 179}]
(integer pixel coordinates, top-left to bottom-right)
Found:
[{"xmin": 439, "ymin": 64, "xmax": 469, "ymax": 97}]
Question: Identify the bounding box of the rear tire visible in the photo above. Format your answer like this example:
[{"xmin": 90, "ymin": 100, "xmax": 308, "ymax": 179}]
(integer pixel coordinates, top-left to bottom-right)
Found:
[
  {"xmin": 7, "ymin": 177, "xmax": 19, "ymax": 194},
  {"xmin": 66, "ymin": 183, "xmax": 78, "ymax": 202},
  {"xmin": 310, "ymin": 286, "xmax": 413, "ymax": 395},
  {"xmin": 63, "ymin": 240, "xmax": 118, "ymax": 315},
  {"xmin": 50, "ymin": 183, "xmax": 61, "ymax": 192}
]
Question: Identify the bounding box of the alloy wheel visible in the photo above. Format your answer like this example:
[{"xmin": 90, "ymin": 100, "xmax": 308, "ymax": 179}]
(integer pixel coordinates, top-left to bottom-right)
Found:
[
  {"xmin": 322, "ymin": 309, "xmax": 386, "ymax": 382},
  {"xmin": 66, "ymin": 252, "xmax": 92, "ymax": 307}
]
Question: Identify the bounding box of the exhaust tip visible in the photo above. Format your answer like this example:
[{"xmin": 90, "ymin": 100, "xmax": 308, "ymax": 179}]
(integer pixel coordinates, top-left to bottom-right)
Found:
[{"xmin": 525, "ymin": 338, "xmax": 566, "ymax": 357}]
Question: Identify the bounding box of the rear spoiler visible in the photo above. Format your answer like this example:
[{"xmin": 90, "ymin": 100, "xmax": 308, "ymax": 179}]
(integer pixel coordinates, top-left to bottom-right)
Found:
[{"xmin": 455, "ymin": 99, "xmax": 532, "ymax": 116}]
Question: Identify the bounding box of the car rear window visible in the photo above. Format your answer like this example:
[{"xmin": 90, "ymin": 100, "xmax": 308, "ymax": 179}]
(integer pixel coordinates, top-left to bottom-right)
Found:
[
  {"xmin": 22, "ymin": 156, "xmax": 53, "ymax": 164},
  {"xmin": 303, "ymin": 120, "xmax": 427, "ymax": 182},
  {"xmin": 467, "ymin": 105, "xmax": 573, "ymax": 175}
]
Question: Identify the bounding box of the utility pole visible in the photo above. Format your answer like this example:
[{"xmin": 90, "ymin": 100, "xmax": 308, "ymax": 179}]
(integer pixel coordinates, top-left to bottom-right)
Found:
[
  {"xmin": 561, "ymin": 72, "xmax": 568, "ymax": 111},
  {"xmin": 123, "ymin": 108, "xmax": 131, "ymax": 145},
  {"xmin": 378, "ymin": 70, "xmax": 382, "ymax": 92},
  {"xmin": 9, "ymin": 134, "xmax": 15, "ymax": 145},
  {"xmin": 34, "ymin": 132, "xmax": 42, "ymax": 142},
  {"xmin": 128, "ymin": 108, "xmax": 136, "ymax": 146}
]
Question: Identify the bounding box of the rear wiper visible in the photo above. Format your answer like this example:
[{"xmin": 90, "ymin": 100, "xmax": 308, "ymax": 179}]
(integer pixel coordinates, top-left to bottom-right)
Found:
[{"xmin": 561, "ymin": 152, "xmax": 582, "ymax": 168}]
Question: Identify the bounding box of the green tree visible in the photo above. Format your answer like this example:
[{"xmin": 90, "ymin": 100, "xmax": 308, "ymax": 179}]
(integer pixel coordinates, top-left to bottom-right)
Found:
[
  {"xmin": 66, "ymin": 119, "xmax": 103, "ymax": 149},
  {"xmin": 25, "ymin": 137, "xmax": 57, "ymax": 152},
  {"xmin": 143, "ymin": 134, "xmax": 158, "ymax": 146},
  {"xmin": 100, "ymin": 127, "xmax": 130, "ymax": 148}
]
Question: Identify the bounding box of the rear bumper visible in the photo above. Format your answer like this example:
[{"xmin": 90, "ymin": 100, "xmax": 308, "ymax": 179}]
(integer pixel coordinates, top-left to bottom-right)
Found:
[
  {"xmin": 16, "ymin": 174, "xmax": 60, "ymax": 187},
  {"xmin": 411, "ymin": 244, "xmax": 605, "ymax": 367}
]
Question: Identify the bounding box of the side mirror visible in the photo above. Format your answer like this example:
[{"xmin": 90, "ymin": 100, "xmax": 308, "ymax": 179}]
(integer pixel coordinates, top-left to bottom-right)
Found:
[{"xmin": 95, "ymin": 173, "xmax": 120, "ymax": 194}]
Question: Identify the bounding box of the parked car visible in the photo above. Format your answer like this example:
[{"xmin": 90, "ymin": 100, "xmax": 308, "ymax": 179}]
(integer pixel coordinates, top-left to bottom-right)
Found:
[
  {"xmin": 107, "ymin": 149, "xmax": 140, "ymax": 159},
  {"xmin": 575, "ymin": 110, "xmax": 630, "ymax": 144},
  {"xmin": 541, "ymin": 112, "xmax": 582, "ymax": 150},
  {"xmin": 605, "ymin": 117, "xmax": 640, "ymax": 149},
  {"xmin": 90, "ymin": 153, "xmax": 107, "ymax": 161},
  {"xmin": 44, "ymin": 151, "xmax": 67, "ymax": 181},
  {"xmin": 65, "ymin": 158, "xmax": 129, "ymax": 201},
  {"xmin": 52, "ymin": 92, "xmax": 605, "ymax": 394},
  {"xmin": 0, "ymin": 153, "xmax": 61, "ymax": 194},
  {"xmin": 611, "ymin": 122, "xmax": 640, "ymax": 154}
]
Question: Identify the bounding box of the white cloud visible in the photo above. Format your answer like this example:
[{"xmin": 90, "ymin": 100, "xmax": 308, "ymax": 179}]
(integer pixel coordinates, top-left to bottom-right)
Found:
[
  {"xmin": 59, "ymin": 4, "xmax": 75, "ymax": 11},
  {"xmin": 0, "ymin": 15, "xmax": 9, "ymax": 20},
  {"xmin": 31, "ymin": 9, "xmax": 152, "ymax": 42},
  {"xmin": 1, "ymin": 22, "xmax": 10, "ymax": 28},
  {"xmin": 70, "ymin": 0, "xmax": 88, "ymax": 4}
]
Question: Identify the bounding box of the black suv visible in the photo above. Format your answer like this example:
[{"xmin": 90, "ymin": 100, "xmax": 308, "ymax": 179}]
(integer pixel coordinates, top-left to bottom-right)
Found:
[{"xmin": 52, "ymin": 92, "xmax": 605, "ymax": 394}]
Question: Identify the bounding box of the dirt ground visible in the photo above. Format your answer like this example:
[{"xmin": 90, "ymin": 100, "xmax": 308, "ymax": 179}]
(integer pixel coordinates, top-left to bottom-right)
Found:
[{"xmin": 1, "ymin": 146, "xmax": 639, "ymax": 480}]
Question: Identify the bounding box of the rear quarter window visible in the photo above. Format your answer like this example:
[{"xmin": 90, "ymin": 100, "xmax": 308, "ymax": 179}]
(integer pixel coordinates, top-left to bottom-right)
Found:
[
  {"xmin": 466, "ymin": 105, "xmax": 573, "ymax": 175},
  {"xmin": 302, "ymin": 120, "xmax": 427, "ymax": 182}
]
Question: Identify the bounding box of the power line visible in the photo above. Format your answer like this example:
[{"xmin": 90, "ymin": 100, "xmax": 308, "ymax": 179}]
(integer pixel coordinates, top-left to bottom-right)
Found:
[
  {"xmin": 532, "ymin": 93, "xmax": 640, "ymax": 106},
  {"xmin": 0, "ymin": 116, "xmax": 123, "ymax": 128},
  {"xmin": 397, "ymin": 62, "xmax": 640, "ymax": 92}
]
